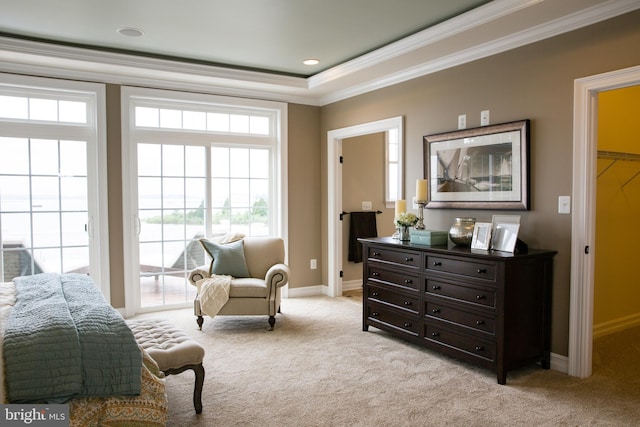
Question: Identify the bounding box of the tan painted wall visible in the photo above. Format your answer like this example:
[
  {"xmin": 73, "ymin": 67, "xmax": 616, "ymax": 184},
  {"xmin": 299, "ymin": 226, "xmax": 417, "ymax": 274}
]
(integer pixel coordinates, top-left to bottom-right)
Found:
[
  {"xmin": 594, "ymin": 85, "xmax": 640, "ymax": 326},
  {"xmin": 341, "ymin": 133, "xmax": 396, "ymax": 282},
  {"xmin": 320, "ymin": 10, "xmax": 640, "ymax": 356}
]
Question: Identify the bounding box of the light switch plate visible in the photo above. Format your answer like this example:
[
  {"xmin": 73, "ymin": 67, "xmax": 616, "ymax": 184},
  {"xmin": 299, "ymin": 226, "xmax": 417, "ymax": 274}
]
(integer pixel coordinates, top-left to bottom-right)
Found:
[
  {"xmin": 558, "ymin": 196, "xmax": 571, "ymax": 214},
  {"xmin": 362, "ymin": 201, "xmax": 372, "ymax": 210}
]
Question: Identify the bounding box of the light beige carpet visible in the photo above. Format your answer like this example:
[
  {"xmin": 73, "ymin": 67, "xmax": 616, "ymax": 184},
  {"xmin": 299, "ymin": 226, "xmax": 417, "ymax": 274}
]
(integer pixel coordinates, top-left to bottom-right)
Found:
[{"xmin": 131, "ymin": 296, "xmax": 640, "ymax": 426}]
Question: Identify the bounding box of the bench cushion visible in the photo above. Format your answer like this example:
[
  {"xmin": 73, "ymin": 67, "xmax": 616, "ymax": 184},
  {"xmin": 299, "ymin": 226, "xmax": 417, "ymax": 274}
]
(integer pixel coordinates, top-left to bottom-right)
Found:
[{"xmin": 127, "ymin": 319, "xmax": 205, "ymax": 372}]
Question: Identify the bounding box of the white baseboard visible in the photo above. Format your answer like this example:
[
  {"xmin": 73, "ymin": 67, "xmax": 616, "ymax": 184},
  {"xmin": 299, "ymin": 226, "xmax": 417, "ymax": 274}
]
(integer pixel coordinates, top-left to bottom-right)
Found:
[
  {"xmin": 342, "ymin": 279, "xmax": 362, "ymax": 292},
  {"xmin": 550, "ymin": 352, "xmax": 568, "ymax": 374},
  {"xmin": 288, "ymin": 284, "xmax": 325, "ymax": 298},
  {"xmin": 593, "ymin": 313, "xmax": 640, "ymax": 339}
]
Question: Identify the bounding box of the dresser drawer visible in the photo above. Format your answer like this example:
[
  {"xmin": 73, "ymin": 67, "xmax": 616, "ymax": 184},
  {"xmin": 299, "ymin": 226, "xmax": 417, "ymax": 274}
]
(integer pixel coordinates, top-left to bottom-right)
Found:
[
  {"xmin": 367, "ymin": 265, "xmax": 420, "ymax": 292},
  {"xmin": 426, "ymin": 279, "xmax": 496, "ymax": 309},
  {"xmin": 367, "ymin": 284, "xmax": 419, "ymax": 315},
  {"xmin": 368, "ymin": 246, "xmax": 421, "ymax": 269},
  {"xmin": 426, "ymin": 255, "xmax": 496, "ymax": 281},
  {"xmin": 425, "ymin": 323, "xmax": 496, "ymax": 362},
  {"xmin": 425, "ymin": 299, "xmax": 495, "ymax": 335},
  {"xmin": 366, "ymin": 302, "xmax": 420, "ymax": 337}
]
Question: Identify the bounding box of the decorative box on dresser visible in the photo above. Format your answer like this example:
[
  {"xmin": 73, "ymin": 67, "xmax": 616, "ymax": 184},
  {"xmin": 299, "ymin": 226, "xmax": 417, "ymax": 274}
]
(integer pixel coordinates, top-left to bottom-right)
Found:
[{"xmin": 359, "ymin": 236, "xmax": 556, "ymax": 385}]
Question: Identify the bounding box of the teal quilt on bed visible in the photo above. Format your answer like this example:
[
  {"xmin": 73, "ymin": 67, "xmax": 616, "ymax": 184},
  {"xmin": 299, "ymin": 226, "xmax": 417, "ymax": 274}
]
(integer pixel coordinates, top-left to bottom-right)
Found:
[{"xmin": 3, "ymin": 273, "xmax": 142, "ymax": 403}]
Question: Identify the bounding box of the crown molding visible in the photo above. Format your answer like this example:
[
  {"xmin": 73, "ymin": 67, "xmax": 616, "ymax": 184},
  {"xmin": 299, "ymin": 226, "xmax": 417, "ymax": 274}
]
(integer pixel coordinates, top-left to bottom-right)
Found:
[
  {"xmin": 317, "ymin": 0, "xmax": 640, "ymax": 105},
  {"xmin": 308, "ymin": 0, "xmax": 544, "ymax": 89},
  {"xmin": 0, "ymin": 0, "xmax": 638, "ymax": 107}
]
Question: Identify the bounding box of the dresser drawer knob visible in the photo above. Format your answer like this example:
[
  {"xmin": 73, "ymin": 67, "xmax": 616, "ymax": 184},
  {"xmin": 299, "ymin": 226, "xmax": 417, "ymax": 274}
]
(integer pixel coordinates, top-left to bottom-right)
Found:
[
  {"xmin": 372, "ymin": 252, "xmax": 380, "ymax": 256},
  {"xmin": 431, "ymin": 332, "xmax": 440, "ymax": 337},
  {"xmin": 476, "ymin": 320, "xmax": 485, "ymax": 325},
  {"xmin": 404, "ymin": 257, "xmax": 413, "ymax": 262},
  {"xmin": 476, "ymin": 268, "xmax": 487, "ymax": 274},
  {"xmin": 371, "ymin": 312, "xmax": 379, "ymax": 317},
  {"xmin": 432, "ymin": 261, "xmax": 442, "ymax": 267},
  {"xmin": 372, "ymin": 292, "xmax": 379, "ymax": 297},
  {"xmin": 432, "ymin": 285, "xmax": 441, "ymax": 290},
  {"xmin": 372, "ymin": 272, "xmax": 380, "ymax": 277},
  {"xmin": 404, "ymin": 301, "xmax": 412, "ymax": 306},
  {"xmin": 404, "ymin": 279, "xmax": 413, "ymax": 284},
  {"xmin": 476, "ymin": 294, "xmax": 486, "ymax": 300},
  {"xmin": 432, "ymin": 308, "xmax": 441, "ymax": 314},
  {"xmin": 475, "ymin": 346, "xmax": 484, "ymax": 352},
  {"xmin": 404, "ymin": 322, "xmax": 412, "ymax": 328}
]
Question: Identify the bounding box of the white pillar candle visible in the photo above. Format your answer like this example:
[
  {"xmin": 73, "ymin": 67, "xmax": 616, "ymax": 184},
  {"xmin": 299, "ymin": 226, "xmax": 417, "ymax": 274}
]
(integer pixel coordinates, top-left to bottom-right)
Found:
[{"xmin": 416, "ymin": 179, "xmax": 427, "ymax": 201}]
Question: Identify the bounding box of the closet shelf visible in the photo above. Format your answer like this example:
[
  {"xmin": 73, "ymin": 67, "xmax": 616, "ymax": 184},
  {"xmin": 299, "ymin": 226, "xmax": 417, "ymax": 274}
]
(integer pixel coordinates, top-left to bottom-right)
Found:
[{"xmin": 597, "ymin": 150, "xmax": 640, "ymax": 187}]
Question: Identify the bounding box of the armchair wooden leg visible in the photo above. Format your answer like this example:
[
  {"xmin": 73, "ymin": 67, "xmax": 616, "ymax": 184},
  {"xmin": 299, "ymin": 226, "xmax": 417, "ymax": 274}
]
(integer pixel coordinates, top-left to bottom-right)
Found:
[
  {"xmin": 196, "ymin": 315, "xmax": 204, "ymax": 330},
  {"xmin": 268, "ymin": 315, "xmax": 275, "ymax": 331}
]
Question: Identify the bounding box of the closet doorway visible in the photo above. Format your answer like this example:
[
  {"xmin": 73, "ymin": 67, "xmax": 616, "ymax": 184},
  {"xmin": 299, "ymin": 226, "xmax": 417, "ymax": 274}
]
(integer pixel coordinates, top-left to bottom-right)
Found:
[
  {"xmin": 594, "ymin": 85, "xmax": 640, "ymax": 339},
  {"xmin": 570, "ymin": 65, "xmax": 640, "ymax": 378},
  {"xmin": 327, "ymin": 117, "xmax": 403, "ymax": 297}
]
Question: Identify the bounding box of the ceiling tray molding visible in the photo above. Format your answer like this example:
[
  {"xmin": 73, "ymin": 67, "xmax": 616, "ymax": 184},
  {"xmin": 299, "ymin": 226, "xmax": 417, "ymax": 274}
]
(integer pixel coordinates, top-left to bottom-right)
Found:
[{"xmin": 317, "ymin": 0, "xmax": 640, "ymax": 105}]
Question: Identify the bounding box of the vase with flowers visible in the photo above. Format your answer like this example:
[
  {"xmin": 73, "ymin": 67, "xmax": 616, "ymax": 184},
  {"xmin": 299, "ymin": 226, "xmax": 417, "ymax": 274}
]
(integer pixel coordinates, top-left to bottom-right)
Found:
[{"xmin": 394, "ymin": 212, "xmax": 418, "ymax": 241}]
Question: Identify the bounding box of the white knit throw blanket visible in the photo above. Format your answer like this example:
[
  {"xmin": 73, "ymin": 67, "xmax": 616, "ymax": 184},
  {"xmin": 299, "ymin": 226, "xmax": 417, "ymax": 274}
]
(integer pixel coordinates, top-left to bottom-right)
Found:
[{"xmin": 196, "ymin": 275, "xmax": 232, "ymax": 318}]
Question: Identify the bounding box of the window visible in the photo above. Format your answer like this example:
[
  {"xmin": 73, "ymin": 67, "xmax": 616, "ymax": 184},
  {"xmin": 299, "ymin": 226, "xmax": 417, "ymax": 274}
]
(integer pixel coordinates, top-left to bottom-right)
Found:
[
  {"xmin": 0, "ymin": 74, "xmax": 109, "ymax": 297},
  {"xmin": 121, "ymin": 87, "xmax": 287, "ymax": 314}
]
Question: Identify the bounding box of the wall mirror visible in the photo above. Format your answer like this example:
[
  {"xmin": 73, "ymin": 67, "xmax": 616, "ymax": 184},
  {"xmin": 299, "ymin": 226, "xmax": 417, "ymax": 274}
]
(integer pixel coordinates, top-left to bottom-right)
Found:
[{"xmin": 423, "ymin": 119, "xmax": 530, "ymax": 210}]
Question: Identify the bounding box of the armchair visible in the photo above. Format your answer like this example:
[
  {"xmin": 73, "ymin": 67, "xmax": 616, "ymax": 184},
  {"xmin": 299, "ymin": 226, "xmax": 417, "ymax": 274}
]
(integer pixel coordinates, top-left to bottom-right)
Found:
[{"xmin": 188, "ymin": 236, "xmax": 289, "ymax": 330}]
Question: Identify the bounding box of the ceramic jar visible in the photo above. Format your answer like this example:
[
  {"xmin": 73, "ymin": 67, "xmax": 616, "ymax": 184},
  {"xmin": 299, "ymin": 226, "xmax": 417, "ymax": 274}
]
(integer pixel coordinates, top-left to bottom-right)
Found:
[{"xmin": 448, "ymin": 217, "xmax": 476, "ymax": 246}]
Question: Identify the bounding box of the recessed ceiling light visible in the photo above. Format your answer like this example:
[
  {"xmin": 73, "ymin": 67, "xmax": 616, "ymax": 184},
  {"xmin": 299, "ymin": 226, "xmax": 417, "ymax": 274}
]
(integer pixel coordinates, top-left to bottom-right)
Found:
[
  {"xmin": 303, "ymin": 59, "xmax": 320, "ymax": 66},
  {"xmin": 117, "ymin": 27, "xmax": 144, "ymax": 37}
]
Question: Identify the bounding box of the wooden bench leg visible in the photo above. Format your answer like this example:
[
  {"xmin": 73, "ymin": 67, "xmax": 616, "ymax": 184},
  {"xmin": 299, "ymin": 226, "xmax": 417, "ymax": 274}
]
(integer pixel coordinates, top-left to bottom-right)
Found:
[{"xmin": 164, "ymin": 363, "xmax": 205, "ymax": 414}]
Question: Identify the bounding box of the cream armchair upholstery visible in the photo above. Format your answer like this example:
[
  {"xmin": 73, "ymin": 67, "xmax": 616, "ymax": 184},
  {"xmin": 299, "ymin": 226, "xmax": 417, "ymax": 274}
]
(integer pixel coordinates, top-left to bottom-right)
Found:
[{"xmin": 188, "ymin": 237, "xmax": 289, "ymax": 330}]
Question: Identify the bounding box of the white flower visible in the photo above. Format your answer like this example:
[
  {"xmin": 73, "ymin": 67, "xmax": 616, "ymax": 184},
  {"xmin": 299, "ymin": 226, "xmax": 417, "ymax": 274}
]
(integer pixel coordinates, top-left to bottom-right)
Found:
[{"xmin": 394, "ymin": 212, "xmax": 418, "ymax": 227}]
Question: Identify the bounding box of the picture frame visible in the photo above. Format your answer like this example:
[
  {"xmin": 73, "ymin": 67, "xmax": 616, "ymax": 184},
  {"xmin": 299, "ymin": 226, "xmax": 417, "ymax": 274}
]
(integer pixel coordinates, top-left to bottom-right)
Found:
[
  {"xmin": 423, "ymin": 120, "xmax": 530, "ymax": 210},
  {"xmin": 471, "ymin": 222, "xmax": 492, "ymax": 250},
  {"xmin": 491, "ymin": 222, "xmax": 520, "ymax": 253}
]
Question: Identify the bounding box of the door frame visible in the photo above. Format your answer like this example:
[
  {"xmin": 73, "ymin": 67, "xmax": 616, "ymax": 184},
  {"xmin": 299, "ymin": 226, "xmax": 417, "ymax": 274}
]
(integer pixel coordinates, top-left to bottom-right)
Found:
[
  {"xmin": 569, "ymin": 64, "xmax": 640, "ymax": 378},
  {"xmin": 327, "ymin": 116, "xmax": 403, "ymax": 297}
]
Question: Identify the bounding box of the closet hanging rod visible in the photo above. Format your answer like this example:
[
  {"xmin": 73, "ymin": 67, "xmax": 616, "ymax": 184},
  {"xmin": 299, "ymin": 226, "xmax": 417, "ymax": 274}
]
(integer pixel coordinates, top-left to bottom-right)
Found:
[{"xmin": 597, "ymin": 150, "xmax": 640, "ymax": 162}]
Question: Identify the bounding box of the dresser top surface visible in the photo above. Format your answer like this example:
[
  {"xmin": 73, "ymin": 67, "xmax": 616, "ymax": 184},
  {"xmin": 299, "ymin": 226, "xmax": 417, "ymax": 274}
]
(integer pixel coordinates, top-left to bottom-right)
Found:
[{"xmin": 358, "ymin": 236, "xmax": 556, "ymax": 260}]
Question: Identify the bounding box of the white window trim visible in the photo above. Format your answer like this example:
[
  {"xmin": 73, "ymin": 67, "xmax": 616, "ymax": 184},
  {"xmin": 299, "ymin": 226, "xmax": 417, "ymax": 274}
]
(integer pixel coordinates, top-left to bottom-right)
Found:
[
  {"xmin": 121, "ymin": 86, "xmax": 288, "ymax": 316},
  {"xmin": 0, "ymin": 73, "xmax": 110, "ymax": 300}
]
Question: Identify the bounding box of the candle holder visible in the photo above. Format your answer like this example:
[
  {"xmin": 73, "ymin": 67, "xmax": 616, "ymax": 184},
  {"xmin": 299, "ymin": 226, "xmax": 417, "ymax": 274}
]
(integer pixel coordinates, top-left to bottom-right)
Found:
[{"xmin": 415, "ymin": 200, "xmax": 427, "ymax": 230}]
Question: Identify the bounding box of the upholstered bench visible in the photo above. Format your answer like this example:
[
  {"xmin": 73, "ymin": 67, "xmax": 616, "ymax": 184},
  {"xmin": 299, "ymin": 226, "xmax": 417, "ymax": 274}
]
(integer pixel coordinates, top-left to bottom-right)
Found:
[{"xmin": 127, "ymin": 319, "xmax": 206, "ymax": 414}]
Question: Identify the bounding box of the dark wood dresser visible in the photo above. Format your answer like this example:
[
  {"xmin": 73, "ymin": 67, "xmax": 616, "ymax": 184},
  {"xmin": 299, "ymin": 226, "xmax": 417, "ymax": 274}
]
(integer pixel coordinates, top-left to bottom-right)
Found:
[{"xmin": 359, "ymin": 236, "xmax": 556, "ymax": 384}]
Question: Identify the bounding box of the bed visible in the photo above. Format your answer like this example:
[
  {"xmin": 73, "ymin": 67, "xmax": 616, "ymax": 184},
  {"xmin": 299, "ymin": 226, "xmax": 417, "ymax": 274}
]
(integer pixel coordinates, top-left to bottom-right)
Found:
[{"xmin": 1, "ymin": 274, "xmax": 168, "ymax": 426}]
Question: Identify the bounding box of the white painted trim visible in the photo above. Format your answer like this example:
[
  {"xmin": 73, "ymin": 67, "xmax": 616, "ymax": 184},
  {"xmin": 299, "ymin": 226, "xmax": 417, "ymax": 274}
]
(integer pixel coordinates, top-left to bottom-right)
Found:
[
  {"xmin": 342, "ymin": 279, "xmax": 362, "ymax": 292},
  {"xmin": 287, "ymin": 285, "xmax": 325, "ymax": 298},
  {"xmin": 570, "ymin": 64, "xmax": 640, "ymax": 378},
  {"xmin": 318, "ymin": 0, "xmax": 640, "ymax": 106},
  {"xmin": 550, "ymin": 353, "xmax": 568, "ymax": 374},
  {"xmin": 593, "ymin": 313, "xmax": 640, "ymax": 339},
  {"xmin": 0, "ymin": 74, "xmax": 110, "ymax": 300},
  {"xmin": 1, "ymin": 1, "xmax": 637, "ymax": 106},
  {"xmin": 327, "ymin": 117, "xmax": 403, "ymax": 298}
]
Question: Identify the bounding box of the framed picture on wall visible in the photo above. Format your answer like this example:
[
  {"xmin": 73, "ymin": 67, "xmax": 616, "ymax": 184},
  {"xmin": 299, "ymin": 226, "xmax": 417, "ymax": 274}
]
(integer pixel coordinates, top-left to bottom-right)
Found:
[{"xmin": 423, "ymin": 120, "xmax": 530, "ymax": 210}]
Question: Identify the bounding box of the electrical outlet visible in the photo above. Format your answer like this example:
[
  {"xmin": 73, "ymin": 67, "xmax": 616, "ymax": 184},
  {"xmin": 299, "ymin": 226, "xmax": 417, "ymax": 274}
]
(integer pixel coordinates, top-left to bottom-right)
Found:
[
  {"xmin": 310, "ymin": 259, "xmax": 317, "ymax": 269},
  {"xmin": 458, "ymin": 114, "xmax": 466, "ymax": 130},
  {"xmin": 362, "ymin": 201, "xmax": 372, "ymax": 210},
  {"xmin": 481, "ymin": 110, "xmax": 490, "ymax": 126}
]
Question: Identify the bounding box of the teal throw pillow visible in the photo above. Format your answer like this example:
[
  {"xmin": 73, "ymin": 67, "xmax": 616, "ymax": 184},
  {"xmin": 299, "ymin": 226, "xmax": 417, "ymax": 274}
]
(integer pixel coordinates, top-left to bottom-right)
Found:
[{"xmin": 198, "ymin": 238, "xmax": 250, "ymax": 278}]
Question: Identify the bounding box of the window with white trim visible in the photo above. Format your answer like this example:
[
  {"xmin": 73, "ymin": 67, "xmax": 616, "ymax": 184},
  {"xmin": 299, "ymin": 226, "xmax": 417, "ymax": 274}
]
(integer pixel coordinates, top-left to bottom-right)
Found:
[
  {"xmin": 0, "ymin": 74, "xmax": 109, "ymax": 297},
  {"xmin": 121, "ymin": 87, "xmax": 287, "ymax": 313}
]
